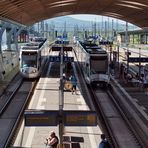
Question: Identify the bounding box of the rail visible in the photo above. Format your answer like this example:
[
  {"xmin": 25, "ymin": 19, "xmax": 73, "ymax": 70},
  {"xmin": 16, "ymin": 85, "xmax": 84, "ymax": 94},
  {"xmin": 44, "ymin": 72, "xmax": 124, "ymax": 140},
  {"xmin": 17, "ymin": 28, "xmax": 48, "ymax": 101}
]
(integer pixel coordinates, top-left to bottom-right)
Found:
[
  {"xmin": 111, "ymin": 76, "xmax": 148, "ymax": 147},
  {"xmin": 4, "ymin": 80, "xmax": 37, "ymax": 148},
  {"xmin": 0, "ymin": 79, "xmax": 23, "ymax": 116}
]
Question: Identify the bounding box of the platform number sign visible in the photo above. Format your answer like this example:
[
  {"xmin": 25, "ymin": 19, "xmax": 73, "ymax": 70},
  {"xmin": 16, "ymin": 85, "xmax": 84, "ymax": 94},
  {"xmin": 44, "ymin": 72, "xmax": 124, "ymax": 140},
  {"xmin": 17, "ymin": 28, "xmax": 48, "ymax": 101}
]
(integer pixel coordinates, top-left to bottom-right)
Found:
[{"xmin": 49, "ymin": 56, "xmax": 74, "ymax": 62}]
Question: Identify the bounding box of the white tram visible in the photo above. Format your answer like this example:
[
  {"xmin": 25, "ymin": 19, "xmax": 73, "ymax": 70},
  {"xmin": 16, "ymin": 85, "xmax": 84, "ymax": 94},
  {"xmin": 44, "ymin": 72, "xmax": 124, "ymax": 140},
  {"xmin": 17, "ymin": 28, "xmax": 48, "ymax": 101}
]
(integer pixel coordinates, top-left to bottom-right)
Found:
[
  {"xmin": 76, "ymin": 41, "xmax": 110, "ymax": 86},
  {"xmin": 19, "ymin": 37, "xmax": 48, "ymax": 78}
]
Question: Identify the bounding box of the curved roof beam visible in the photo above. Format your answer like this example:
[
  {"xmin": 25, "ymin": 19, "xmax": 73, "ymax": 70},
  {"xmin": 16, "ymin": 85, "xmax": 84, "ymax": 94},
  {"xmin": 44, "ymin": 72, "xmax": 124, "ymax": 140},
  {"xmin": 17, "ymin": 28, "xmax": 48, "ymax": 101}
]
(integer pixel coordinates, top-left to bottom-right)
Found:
[{"xmin": 0, "ymin": 0, "xmax": 148, "ymax": 28}]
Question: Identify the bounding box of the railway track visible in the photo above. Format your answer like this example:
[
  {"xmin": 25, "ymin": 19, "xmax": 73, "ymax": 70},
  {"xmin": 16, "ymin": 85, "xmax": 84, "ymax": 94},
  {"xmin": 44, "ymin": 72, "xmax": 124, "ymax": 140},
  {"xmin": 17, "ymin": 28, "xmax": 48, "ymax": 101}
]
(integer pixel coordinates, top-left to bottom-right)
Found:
[
  {"xmin": 0, "ymin": 56, "xmax": 52, "ymax": 147},
  {"xmin": 0, "ymin": 77, "xmax": 37, "ymax": 148},
  {"xmin": 74, "ymin": 51, "xmax": 146, "ymax": 147},
  {"xmin": 91, "ymin": 86, "xmax": 145, "ymax": 147}
]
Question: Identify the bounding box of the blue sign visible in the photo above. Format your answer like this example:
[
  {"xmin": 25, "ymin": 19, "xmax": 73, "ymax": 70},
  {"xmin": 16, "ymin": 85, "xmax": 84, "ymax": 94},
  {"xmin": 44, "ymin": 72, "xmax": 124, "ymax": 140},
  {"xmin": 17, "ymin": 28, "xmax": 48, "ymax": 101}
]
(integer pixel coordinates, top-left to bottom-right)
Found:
[
  {"xmin": 128, "ymin": 57, "xmax": 148, "ymax": 62},
  {"xmin": 49, "ymin": 56, "xmax": 74, "ymax": 62}
]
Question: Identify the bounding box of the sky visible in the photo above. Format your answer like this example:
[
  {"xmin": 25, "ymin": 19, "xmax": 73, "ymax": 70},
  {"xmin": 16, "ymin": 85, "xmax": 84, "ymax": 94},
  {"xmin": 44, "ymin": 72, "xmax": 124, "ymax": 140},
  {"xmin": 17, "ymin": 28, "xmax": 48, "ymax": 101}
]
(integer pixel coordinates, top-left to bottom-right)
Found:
[{"xmin": 69, "ymin": 14, "xmax": 126, "ymax": 24}]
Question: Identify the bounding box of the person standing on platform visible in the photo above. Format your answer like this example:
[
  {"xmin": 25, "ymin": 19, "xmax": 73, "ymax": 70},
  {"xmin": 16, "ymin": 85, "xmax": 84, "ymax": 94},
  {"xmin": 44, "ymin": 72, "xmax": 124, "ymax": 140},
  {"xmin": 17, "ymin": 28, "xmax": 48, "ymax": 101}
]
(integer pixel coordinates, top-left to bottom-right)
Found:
[
  {"xmin": 119, "ymin": 63, "xmax": 124, "ymax": 79},
  {"xmin": 70, "ymin": 74, "xmax": 78, "ymax": 95},
  {"xmin": 109, "ymin": 61, "xmax": 115, "ymax": 75},
  {"xmin": 45, "ymin": 131, "xmax": 59, "ymax": 148},
  {"xmin": 99, "ymin": 134, "xmax": 111, "ymax": 148}
]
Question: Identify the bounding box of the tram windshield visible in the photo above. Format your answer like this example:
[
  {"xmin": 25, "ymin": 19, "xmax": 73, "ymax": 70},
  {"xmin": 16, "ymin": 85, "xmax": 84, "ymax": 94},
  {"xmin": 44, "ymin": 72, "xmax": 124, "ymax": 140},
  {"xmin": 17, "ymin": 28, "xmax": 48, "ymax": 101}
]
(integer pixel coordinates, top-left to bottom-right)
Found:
[
  {"xmin": 21, "ymin": 54, "xmax": 37, "ymax": 68},
  {"xmin": 90, "ymin": 56, "xmax": 108, "ymax": 74}
]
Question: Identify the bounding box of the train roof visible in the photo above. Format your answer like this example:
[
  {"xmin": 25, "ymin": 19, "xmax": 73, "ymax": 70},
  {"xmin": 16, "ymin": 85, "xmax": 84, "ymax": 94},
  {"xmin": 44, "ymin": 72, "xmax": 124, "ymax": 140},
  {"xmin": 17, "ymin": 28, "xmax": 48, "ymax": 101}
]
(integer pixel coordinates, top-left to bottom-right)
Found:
[
  {"xmin": 84, "ymin": 46, "xmax": 107, "ymax": 54},
  {"xmin": 25, "ymin": 42, "xmax": 41, "ymax": 46},
  {"xmin": 21, "ymin": 46, "xmax": 40, "ymax": 50},
  {"xmin": 21, "ymin": 41, "xmax": 44, "ymax": 50},
  {"xmin": 31, "ymin": 37, "xmax": 47, "ymax": 42},
  {"xmin": 79, "ymin": 41, "xmax": 107, "ymax": 54}
]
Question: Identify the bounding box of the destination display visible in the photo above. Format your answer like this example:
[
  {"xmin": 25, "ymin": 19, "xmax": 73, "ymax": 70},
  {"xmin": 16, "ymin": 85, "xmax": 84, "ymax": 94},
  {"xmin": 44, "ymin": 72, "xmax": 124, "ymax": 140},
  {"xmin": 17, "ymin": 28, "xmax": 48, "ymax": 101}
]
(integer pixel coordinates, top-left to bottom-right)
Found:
[
  {"xmin": 24, "ymin": 110, "xmax": 58, "ymax": 126},
  {"xmin": 49, "ymin": 56, "xmax": 74, "ymax": 62},
  {"xmin": 128, "ymin": 57, "xmax": 148, "ymax": 62},
  {"xmin": 64, "ymin": 110, "xmax": 97, "ymax": 126}
]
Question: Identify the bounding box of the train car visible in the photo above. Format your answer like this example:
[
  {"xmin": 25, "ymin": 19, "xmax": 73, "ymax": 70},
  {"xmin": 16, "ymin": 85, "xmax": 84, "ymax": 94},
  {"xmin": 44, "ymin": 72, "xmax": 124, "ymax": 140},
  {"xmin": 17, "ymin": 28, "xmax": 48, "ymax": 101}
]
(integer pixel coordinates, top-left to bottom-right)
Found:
[
  {"xmin": 76, "ymin": 41, "xmax": 110, "ymax": 86},
  {"xmin": 19, "ymin": 37, "xmax": 48, "ymax": 78}
]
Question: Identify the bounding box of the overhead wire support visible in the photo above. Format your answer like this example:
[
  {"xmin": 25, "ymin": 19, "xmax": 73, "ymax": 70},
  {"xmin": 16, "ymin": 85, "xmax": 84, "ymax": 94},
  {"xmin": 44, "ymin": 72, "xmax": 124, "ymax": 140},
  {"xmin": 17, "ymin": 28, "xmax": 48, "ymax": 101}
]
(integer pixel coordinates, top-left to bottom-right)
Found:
[
  {"xmin": 125, "ymin": 21, "xmax": 129, "ymax": 74},
  {"xmin": 59, "ymin": 37, "xmax": 64, "ymax": 148}
]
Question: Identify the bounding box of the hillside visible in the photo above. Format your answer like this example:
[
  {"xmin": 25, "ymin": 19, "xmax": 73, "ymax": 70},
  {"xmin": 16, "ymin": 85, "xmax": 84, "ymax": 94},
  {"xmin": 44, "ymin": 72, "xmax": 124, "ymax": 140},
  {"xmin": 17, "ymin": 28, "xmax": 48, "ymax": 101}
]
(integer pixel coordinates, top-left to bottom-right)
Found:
[{"xmin": 45, "ymin": 16, "xmax": 137, "ymax": 32}]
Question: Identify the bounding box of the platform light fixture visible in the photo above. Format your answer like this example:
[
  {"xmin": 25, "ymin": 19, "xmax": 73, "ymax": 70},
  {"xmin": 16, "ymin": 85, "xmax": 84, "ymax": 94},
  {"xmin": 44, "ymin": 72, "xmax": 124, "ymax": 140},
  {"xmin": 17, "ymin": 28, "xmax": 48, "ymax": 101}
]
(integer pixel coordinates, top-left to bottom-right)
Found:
[
  {"xmin": 49, "ymin": 2, "xmax": 76, "ymax": 8},
  {"xmin": 47, "ymin": 0, "xmax": 77, "ymax": 8},
  {"xmin": 52, "ymin": 11, "xmax": 73, "ymax": 17},
  {"xmin": 103, "ymin": 12, "xmax": 123, "ymax": 19},
  {"xmin": 118, "ymin": 0, "xmax": 148, "ymax": 7},
  {"xmin": 116, "ymin": 3, "xmax": 143, "ymax": 10}
]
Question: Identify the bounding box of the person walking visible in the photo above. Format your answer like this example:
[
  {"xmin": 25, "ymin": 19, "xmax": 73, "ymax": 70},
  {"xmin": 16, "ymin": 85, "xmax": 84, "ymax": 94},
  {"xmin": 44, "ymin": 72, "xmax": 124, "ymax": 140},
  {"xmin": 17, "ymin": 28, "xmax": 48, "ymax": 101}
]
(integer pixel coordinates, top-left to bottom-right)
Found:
[
  {"xmin": 119, "ymin": 63, "xmax": 124, "ymax": 79},
  {"xmin": 70, "ymin": 74, "xmax": 78, "ymax": 95},
  {"xmin": 99, "ymin": 134, "xmax": 111, "ymax": 148},
  {"xmin": 45, "ymin": 131, "xmax": 59, "ymax": 148}
]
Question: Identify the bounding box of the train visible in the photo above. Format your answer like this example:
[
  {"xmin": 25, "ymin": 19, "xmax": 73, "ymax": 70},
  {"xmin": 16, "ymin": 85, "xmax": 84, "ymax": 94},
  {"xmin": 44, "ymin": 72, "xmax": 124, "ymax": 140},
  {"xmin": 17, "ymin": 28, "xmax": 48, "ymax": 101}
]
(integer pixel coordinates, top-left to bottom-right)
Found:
[
  {"xmin": 75, "ymin": 41, "xmax": 110, "ymax": 86},
  {"xmin": 19, "ymin": 37, "xmax": 49, "ymax": 78}
]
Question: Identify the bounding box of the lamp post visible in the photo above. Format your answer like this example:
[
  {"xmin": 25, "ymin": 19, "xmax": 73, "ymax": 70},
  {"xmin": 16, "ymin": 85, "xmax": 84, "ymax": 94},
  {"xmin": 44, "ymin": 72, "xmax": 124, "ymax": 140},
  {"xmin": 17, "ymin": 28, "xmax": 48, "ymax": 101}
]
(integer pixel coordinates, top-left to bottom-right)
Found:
[
  {"xmin": 110, "ymin": 45, "xmax": 112, "ymax": 62},
  {"xmin": 59, "ymin": 39, "xmax": 64, "ymax": 148},
  {"xmin": 125, "ymin": 22, "xmax": 129, "ymax": 74},
  {"xmin": 117, "ymin": 41, "xmax": 120, "ymax": 70},
  {"xmin": 127, "ymin": 46, "xmax": 129, "ymax": 74},
  {"xmin": 139, "ymin": 47, "xmax": 141, "ymax": 78}
]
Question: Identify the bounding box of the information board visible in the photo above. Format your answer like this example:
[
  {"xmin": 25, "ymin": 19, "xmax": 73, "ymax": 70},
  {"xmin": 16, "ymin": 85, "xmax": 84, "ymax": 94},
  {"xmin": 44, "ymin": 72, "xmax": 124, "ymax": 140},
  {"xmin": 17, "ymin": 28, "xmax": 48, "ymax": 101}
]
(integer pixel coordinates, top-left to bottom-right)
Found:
[
  {"xmin": 49, "ymin": 56, "xmax": 74, "ymax": 62},
  {"xmin": 24, "ymin": 110, "xmax": 58, "ymax": 126},
  {"xmin": 64, "ymin": 110, "xmax": 97, "ymax": 126}
]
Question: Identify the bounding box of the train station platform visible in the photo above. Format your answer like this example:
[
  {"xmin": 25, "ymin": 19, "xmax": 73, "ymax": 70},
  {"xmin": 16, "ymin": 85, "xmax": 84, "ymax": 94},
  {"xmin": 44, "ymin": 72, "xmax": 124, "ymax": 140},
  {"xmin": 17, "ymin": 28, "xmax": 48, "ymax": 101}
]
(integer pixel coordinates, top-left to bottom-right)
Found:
[{"xmin": 13, "ymin": 61, "xmax": 102, "ymax": 148}]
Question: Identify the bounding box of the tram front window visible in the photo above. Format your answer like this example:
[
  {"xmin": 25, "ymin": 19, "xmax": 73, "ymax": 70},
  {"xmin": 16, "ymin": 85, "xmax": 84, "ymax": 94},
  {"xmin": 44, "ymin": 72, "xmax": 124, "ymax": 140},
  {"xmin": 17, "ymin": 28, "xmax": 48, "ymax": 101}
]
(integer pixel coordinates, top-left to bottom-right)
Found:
[
  {"xmin": 22, "ymin": 60, "xmax": 37, "ymax": 68},
  {"xmin": 21, "ymin": 53, "xmax": 37, "ymax": 68},
  {"xmin": 91, "ymin": 60, "xmax": 108, "ymax": 74}
]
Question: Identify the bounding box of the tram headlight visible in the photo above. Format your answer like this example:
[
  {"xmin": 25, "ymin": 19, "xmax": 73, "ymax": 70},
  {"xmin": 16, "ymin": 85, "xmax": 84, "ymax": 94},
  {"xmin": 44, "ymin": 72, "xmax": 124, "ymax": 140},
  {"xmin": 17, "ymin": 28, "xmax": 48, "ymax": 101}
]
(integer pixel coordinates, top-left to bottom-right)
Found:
[{"xmin": 32, "ymin": 70, "xmax": 36, "ymax": 73}]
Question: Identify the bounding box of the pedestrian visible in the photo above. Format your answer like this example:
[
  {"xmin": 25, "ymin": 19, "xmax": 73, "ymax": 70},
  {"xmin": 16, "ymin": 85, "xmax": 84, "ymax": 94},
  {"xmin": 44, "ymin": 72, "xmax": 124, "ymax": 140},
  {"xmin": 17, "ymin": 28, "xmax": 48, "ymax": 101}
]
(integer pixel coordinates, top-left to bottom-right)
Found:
[
  {"xmin": 45, "ymin": 131, "xmax": 59, "ymax": 148},
  {"xmin": 99, "ymin": 134, "xmax": 111, "ymax": 148},
  {"xmin": 109, "ymin": 61, "xmax": 115, "ymax": 75},
  {"xmin": 70, "ymin": 74, "xmax": 78, "ymax": 95},
  {"xmin": 123, "ymin": 67, "xmax": 127, "ymax": 83},
  {"xmin": 135, "ymin": 73, "xmax": 139, "ymax": 80},
  {"xmin": 119, "ymin": 63, "xmax": 124, "ymax": 79}
]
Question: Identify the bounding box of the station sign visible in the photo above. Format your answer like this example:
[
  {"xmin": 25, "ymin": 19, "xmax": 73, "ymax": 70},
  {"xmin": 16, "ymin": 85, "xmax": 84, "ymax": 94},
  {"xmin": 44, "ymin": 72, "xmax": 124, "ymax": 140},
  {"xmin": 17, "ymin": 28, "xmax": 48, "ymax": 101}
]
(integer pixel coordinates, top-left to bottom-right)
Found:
[
  {"xmin": 24, "ymin": 110, "xmax": 97, "ymax": 127},
  {"xmin": 128, "ymin": 57, "xmax": 148, "ymax": 62},
  {"xmin": 49, "ymin": 56, "xmax": 74, "ymax": 62},
  {"xmin": 52, "ymin": 46, "xmax": 72, "ymax": 51}
]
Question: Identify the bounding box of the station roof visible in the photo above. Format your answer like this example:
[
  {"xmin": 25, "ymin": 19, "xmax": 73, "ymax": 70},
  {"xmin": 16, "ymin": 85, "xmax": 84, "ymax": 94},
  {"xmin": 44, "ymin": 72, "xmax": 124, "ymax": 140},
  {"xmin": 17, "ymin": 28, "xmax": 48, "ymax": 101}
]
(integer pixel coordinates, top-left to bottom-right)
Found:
[{"xmin": 0, "ymin": 0, "xmax": 148, "ymax": 28}]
